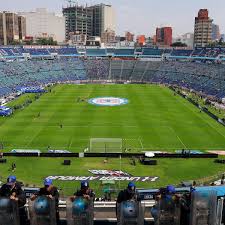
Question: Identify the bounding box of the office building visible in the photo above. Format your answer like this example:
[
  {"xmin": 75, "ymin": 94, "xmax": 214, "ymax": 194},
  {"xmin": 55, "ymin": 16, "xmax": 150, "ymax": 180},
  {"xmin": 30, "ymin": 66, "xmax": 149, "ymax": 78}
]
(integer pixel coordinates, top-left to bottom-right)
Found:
[
  {"xmin": 19, "ymin": 8, "xmax": 65, "ymax": 43},
  {"xmin": 212, "ymin": 23, "xmax": 220, "ymax": 41},
  {"xmin": 0, "ymin": 12, "xmax": 26, "ymax": 45},
  {"xmin": 194, "ymin": 9, "xmax": 213, "ymax": 47},
  {"xmin": 63, "ymin": 3, "xmax": 115, "ymax": 41},
  {"xmin": 156, "ymin": 27, "xmax": 172, "ymax": 47}
]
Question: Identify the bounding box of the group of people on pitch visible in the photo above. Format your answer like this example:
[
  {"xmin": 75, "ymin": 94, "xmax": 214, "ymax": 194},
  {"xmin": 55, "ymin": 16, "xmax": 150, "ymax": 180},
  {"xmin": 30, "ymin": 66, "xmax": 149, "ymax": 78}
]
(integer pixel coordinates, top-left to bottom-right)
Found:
[{"xmin": 0, "ymin": 175, "xmax": 138, "ymax": 225}]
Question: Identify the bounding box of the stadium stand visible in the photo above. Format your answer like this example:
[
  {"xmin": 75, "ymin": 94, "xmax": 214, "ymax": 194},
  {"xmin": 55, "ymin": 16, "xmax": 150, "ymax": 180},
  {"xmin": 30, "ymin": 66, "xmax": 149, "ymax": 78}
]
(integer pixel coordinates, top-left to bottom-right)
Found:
[
  {"xmin": 171, "ymin": 49, "xmax": 193, "ymax": 56},
  {"xmin": 0, "ymin": 58, "xmax": 86, "ymax": 96},
  {"xmin": 153, "ymin": 62, "xmax": 225, "ymax": 98},
  {"xmin": 22, "ymin": 48, "xmax": 50, "ymax": 56},
  {"xmin": 163, "ymin": 49, "xmax": 173, "ymax": 54},
  {"xmin": 142, "ymin": 48, "xmax": 163, "ymax": 56},
  {"xmin": 191, "ymin": 48, "xmax": 203, "ymax": 57},
  {"xmin": 86, "ymin": 48, "xmax": 107, "ymax": 57},
  {"xmin": 48, "ymin": 47, "xmax": 78, "ymax": 55},
  {"xmin": 84, "ymin": 58, "xmax": 109, "ymax": 80},
  {"xmin": 114, "ymin": 48, "xmax": 135, "ymax": 56},
  {"xmin": 0, "ymin": 47, "xmax": 23, "ymax": 57},
  {"xmin": 135, "ymin": 48, "xmax": 143, "ymax": 54},
  {"xmin": 0, "ymin": 58, "xmax": 225, "ymax": 99},
  {"xmin": 1, "ymin": 46, "xmax": 225, "ymax": 58},
  {"xmin": 106, "ymin": 48, "xmax": 115, "ymax": 55},
  {"xmin": 0, "ymin": 46, "xmax": 225, "ymax": 99}
]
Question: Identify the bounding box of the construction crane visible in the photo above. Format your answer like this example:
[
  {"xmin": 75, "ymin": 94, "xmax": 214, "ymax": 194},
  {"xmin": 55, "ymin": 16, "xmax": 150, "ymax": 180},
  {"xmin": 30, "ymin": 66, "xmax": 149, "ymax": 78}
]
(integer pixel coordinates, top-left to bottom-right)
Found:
[{"xmin": 64, "ymin": 0, "xmax": 78, "ymax": 7}]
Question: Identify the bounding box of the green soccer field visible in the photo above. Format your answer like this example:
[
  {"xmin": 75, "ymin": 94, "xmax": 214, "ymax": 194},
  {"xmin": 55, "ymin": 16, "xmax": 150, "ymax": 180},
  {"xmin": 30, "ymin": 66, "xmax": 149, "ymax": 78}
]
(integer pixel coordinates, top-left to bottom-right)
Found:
[
  {"xmin": 1, "ymin": 157, "xmax": 225, "ymax": 196},
  {"xmin": 1, "ymin": 84, "xmax": 225, "ymax": 196},
  {"xmin": 1, "ymin": 84, "xmax": 225, "ymax": 152}
]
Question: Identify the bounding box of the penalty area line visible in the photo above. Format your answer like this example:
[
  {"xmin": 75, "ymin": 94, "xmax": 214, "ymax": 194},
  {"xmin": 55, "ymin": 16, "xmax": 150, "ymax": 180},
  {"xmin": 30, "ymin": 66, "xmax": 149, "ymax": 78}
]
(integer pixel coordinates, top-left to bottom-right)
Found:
[
  {"xmin": 168, "ymin": 127, "xmax": 187, "ymax": 149},
  {"xmin": 176, "ymin": 134, "xmax": 187, "ymax": 149},
  {"xmin": 138, "ymin": 137, "xmax": 144, "ymax": 150}
]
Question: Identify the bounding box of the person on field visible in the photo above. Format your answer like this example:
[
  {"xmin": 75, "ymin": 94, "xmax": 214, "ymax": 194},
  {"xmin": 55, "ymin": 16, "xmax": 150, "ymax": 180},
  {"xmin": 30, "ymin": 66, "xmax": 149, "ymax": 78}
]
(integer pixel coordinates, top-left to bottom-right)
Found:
[
  {"xmin": 31, "ymin": 178, "xmax": 60, "ymax": 224},
  {"xmin": 0, "ymin": 175, "xmax": 27, "ymax": 224}
]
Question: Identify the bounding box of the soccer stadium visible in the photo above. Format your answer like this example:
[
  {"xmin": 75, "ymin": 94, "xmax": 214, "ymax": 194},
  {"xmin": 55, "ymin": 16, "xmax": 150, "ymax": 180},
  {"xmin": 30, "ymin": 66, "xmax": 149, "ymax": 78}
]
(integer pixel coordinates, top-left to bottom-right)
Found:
[{"xmin": 0, "ymin": 45, "xmax": 225, "ymax": 224}]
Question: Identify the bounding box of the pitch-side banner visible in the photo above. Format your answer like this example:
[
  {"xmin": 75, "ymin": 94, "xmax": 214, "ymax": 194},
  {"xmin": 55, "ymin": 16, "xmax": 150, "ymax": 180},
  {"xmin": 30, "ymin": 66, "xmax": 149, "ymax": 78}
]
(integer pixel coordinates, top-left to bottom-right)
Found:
[
  {"xmin": 88, "ymin": 170, "xmax": 131, "ymax": 177},
  {"xmin": 46, "ymin": 175, "xmax": 159, "ymax": 182}
]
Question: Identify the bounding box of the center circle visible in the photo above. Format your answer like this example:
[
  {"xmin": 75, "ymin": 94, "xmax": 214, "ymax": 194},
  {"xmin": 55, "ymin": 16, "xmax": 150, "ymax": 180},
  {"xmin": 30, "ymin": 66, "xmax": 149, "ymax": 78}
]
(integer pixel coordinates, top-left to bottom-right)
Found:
[{"xmin": 88, "ymin": 97, "xmax": 129, "ymax": 106}]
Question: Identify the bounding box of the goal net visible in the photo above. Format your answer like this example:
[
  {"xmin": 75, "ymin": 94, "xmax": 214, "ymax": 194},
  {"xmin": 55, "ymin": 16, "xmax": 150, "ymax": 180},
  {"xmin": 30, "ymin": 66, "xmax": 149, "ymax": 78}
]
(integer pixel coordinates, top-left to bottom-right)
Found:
[{"xmin": 89, "ymin": 138, "xmax": 123, "ymax": 153}]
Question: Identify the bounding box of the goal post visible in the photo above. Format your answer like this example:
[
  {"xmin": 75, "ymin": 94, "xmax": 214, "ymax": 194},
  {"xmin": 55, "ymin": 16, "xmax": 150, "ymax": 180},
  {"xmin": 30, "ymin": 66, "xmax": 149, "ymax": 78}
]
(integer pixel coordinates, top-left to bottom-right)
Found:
[{"xmin": 89, "ymin": 138, "xmax": 123, "ymax": 153}]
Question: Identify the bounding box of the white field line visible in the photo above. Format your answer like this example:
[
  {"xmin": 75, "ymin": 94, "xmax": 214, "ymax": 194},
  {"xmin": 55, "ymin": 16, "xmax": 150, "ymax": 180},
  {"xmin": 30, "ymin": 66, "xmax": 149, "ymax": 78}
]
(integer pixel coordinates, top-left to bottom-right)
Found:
[
  {"xmin": 139, "ymin": 137, "xmax": 144, "ymax": 149},
  {"xmin": 175, "ymin": 95, "xmax": 225, "ymax": 139}
]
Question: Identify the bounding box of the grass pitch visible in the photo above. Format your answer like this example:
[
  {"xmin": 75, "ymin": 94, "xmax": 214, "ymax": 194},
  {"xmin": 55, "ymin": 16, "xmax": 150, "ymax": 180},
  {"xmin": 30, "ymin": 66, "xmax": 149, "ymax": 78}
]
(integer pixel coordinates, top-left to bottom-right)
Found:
[
  {"xmin": 0, "ymin": 84, "xmax": 225, "ymax": 152},
  {"xmin": 1, "ymin": 84, "xmax": 225, "ymax": 195},
  {"xmin": 1, "ymin": 157, "xmax": 225, "ymax": 196}
]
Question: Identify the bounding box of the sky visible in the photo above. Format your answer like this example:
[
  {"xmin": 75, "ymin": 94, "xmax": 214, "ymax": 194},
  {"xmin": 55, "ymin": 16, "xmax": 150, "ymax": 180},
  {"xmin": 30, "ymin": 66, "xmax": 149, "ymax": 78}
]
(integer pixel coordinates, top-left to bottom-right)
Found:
[{"xmin": 1, "ymin": 0, "xmax": 225, "ymax": 37}]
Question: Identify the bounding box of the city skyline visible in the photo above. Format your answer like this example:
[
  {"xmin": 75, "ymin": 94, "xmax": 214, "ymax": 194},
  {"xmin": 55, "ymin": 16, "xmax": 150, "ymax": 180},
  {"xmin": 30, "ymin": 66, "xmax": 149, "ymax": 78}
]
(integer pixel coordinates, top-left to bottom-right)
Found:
[{"xmin": 1, "ymin": 0, "xmax": 225, "ymax": 37}]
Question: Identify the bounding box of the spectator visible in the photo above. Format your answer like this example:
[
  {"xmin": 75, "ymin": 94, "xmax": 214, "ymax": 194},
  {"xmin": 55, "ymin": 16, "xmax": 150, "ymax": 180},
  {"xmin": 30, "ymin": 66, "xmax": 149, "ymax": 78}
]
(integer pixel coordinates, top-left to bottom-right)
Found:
[
  {"xmin": 221, "ymin": 174, "xmax": 225, "ymax": 185},
  {"xmin": 0, "ymin": 175, "xmax": 27, "ymax": 224},
  {"xmin": 71, "ymin": 181, "xmax": 95, "ymax": 202},
  {"xmin": 31, "ymin": 178, "xmax": 60, "ymax": 225},
  {"xmin": 116, "ymin": 182, "xmax": 137, "ymax": 204}
]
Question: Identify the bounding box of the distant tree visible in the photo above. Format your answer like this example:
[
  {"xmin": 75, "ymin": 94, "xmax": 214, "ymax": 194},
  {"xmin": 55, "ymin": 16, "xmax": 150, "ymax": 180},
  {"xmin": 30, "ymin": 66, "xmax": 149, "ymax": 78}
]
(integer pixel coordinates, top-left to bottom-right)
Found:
[
  {"xmin": 24, "ymin": 39, "xmax": 34, "ymax": 45},
  {"xmin": 171, "ymin": 42, "xmax": 187, "ymax": 47},
  {"xmin": 11, "ymin": 40, "xmax": 21, "ymax": 45},
  {"xmin": 207, "ymin": 42, "xmax": 216, "ymax": 47},
  {"xmin": 207, "ymin": 38, "xmax": 225, "ymax": 47},
  {"xmin": 219, "ymin": 37, "xmax": 224, "ymax": 46},
  {"xmin": 36, "ymin": 37, "xmax": 57, "ymax": 46}
]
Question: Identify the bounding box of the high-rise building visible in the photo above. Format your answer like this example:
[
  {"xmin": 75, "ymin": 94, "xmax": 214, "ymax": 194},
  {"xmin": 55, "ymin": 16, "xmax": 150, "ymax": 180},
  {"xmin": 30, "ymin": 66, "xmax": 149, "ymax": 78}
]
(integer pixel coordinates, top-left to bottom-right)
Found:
[
  {"xmin": 0, "ymin": 12, "xmax": 26, "ymax": 45},
  {"xmin": 63, "ymin": 3, "xmax": 115, "ymax": 41},
  {"xmin": 19, "ymin": 8, "xmax": 65, "ymax": 43},
  {"xmin": 136, "ymin": 35, "xmax": 146, "ymax": 46},
  {"xmin": 156, "ymin": 27, "xmax": 172, "ymax": 47},
  {"xmin": 194, "ymin": 9, "xmax": 213, "ymax": 47},
  {"xmin": 18, "ymin": 16, "xmax": 26, "ymax": 40},
  {"xmin": 211, "ymin": 23, "xmax": 220, "ymax": 41},
  {"xmin": 101, "ymin": 28, "xmax": 115, "ymax": 44},
  {"xmin": 125, "ymin": 31, "xmax": 134, "ymax": 42},
  {"xmin": 91, "ymin": 4, "xmax": 115, "ymax": 37},
  {"xmin": 63, "ymin": 5, "xmax": 93, "ymax": 41}
]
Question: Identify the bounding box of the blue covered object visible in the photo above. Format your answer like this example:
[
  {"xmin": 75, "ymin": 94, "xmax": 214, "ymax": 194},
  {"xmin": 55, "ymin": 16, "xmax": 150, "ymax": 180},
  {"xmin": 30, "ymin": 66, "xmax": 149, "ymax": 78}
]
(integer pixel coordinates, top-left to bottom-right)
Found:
[
  {"xmin": 0, "ymin": 106, "xmax": 12, "ymax": 116},
  {"xmin": 34, "ymin": 196, "xmax": 50, "ymax": 215},
  {"xmin": 72, "ymin": 198, "xmax": 89, "ymax": 215},
  {"xmin": 122, "ymin": 201, "xmax": 137, "ymax": 218},
  {"xmin": 0, "ymin": 198, "xmax": 13, "ymax": 212}
]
